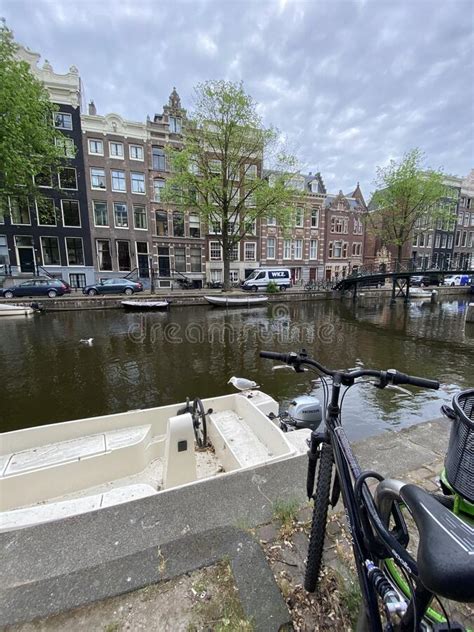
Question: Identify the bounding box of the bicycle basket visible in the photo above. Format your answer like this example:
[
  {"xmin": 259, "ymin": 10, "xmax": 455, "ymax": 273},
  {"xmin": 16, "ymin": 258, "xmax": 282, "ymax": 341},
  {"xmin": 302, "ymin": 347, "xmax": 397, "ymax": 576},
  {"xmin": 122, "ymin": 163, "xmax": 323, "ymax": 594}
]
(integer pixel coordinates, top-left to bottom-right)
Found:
[{"xmin": 444, "ymin": 388, "xmax": 474, "ymax": 503}]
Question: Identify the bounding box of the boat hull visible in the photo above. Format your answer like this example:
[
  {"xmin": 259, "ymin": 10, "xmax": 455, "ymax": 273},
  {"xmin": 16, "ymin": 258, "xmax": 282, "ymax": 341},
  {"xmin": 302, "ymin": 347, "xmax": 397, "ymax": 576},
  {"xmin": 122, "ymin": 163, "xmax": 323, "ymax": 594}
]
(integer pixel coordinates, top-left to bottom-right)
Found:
[
  {"xmin": 204, "ymin": 295, "xmax": 268, "ymax": 307},
  {"xmin": 121, "ymin": 300, "xmax": 169, "ymax": 310},
  {"xmin": 0, "ymin": 304, "xmax": 34, "ymax": 316}
]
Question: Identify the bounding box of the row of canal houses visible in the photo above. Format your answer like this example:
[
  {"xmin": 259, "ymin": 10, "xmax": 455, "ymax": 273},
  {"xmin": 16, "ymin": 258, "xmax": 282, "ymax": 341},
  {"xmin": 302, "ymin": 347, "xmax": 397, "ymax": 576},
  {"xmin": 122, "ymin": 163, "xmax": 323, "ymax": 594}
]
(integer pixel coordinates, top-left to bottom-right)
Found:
[{"xmin": 0, "ymin": 45, "xmax": 472, "ymax": 290}]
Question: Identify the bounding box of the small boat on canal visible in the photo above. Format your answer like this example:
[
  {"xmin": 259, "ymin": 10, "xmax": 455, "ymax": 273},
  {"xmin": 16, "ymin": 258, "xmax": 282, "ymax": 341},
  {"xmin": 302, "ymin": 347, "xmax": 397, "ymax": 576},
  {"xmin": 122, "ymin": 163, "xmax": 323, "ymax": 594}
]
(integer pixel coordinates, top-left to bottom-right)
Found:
[
  {"xmin": 0, "ymin": 390, "xmax": 305, "ymax": 531},
  {"xmin": 204, "ymin": 295, "xmax": 268, "ymax": 307},
  {"xmin": 409, "ymin": 288, "xmax": 435, "ymax": 299},
  {"xmin": 121, "ymin": 299, "xmax": 170, "ymax": 310},
  {"xmin": 0, "ymin": 303, "xmax": 35, "ymax": 317}
]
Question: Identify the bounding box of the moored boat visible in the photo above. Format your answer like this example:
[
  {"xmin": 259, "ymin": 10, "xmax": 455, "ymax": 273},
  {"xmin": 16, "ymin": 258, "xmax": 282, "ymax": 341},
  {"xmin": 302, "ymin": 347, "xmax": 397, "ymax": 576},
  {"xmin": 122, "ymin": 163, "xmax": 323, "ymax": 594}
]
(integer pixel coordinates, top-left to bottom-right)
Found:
[
  {"xmin": 204, "ymin": 295, "xmax": 268, "ymax": 307},
  {"xmin": 0, "ymin": 303, "xmax": 35, "ymax": 317},
  {"xmin": 121, "ymin": 299, "xmax": 169, "ymax": 310},
  {"xmin": 409, "ymin": 288, "xmax": 434, "ymax": 299},
  {"xmin": 0, "ymin": 390, "xmax": 305, "ymax": 531}
]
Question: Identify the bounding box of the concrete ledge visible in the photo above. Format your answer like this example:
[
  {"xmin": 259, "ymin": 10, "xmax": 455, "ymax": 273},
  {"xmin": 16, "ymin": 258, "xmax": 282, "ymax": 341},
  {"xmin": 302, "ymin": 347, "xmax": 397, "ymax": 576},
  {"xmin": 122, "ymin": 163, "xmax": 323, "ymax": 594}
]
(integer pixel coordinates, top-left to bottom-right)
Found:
[{"xmin": 0, "ymin": 527, "xmax": 291, "ymax": 630}]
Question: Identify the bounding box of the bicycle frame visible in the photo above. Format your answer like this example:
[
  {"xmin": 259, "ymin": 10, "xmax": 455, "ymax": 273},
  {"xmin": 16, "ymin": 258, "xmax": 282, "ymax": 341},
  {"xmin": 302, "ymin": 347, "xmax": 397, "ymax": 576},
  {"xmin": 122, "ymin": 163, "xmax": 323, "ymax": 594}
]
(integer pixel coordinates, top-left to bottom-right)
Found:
[{"xmin": 313, "ymin": 373, "xmax": 435, "ymax": 631}]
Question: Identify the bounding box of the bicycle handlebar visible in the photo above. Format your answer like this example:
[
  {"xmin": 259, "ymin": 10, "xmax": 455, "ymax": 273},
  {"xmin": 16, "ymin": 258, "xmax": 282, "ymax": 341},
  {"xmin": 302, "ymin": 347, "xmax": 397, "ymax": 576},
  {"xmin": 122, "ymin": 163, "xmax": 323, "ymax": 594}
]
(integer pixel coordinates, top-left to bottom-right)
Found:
[{"xmin": 259, "ymin": 350, "xmax": 439, "ymax": 390}]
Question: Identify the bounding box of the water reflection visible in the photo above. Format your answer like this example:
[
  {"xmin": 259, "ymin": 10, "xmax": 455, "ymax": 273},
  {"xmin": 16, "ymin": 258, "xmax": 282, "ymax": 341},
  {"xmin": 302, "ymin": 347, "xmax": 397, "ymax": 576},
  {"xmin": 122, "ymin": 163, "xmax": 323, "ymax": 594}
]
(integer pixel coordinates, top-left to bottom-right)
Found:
[{"xmin": 0, "ymin": 298, "xmax": 473, "ymax": 439}]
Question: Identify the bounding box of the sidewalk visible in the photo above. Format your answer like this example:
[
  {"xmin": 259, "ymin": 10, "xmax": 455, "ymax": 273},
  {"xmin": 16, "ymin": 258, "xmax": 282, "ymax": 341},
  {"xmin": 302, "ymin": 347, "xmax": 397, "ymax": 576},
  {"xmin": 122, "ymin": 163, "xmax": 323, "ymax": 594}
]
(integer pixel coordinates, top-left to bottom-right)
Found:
[{"xmin": 4, "ymin": 418, "xmax": 473, "ymax": 631}]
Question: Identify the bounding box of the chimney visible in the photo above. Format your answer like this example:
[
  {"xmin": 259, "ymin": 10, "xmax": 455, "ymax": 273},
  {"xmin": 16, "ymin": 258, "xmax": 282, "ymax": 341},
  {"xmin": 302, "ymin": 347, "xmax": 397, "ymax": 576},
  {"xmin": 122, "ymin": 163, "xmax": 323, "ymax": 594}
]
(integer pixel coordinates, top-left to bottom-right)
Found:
[{"xmin": 88, "ymin": 100, "xmax": 97, "ymax": 116}]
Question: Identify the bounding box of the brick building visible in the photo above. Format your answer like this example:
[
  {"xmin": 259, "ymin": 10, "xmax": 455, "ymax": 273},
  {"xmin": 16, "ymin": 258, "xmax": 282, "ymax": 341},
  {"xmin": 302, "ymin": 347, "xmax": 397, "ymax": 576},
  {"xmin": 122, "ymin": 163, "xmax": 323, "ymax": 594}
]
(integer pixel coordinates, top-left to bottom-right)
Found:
[{"xmin": 453, "ymin": 169, "xmax": 474, "ymax": 269}]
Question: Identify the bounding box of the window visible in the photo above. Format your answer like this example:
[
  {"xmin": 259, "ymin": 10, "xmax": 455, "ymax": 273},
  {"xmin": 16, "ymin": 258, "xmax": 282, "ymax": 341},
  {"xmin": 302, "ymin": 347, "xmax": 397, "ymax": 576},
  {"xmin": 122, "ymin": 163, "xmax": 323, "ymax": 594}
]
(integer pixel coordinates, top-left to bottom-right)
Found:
[
  {"xmin": 41, "ymin": 237, "xmax": 60, "ymax": 266},
  {"xmin": 10, "ymin": 197, "xmax": 30, "ymax": 224},
  {"xmin": 35, "ymin": 169, "xmax": 53, "ymax": 188},
  {"xmin": 311, "ymin": 208, "xmax": 319, "ymax": 228},
  {"xmin": 56, "ymin": 137, "xmax": 75, "ymax": 158},
  {"xmin": 112, "ymin": 170, "xmax": 126, "ymax": 192},
  {"xmin": 352, "ymin": 243, "xmax": 362, "ymax": 257},
  {"xmin": 173, "ymin": 211, "xmax": 184, "ymax": 237},
  {"xmin": 343, "ymin": 243, "xmax": 348, "ymax": 258},
  {"xmin": 115, "ymin": 240, "xmax": 130, "ymax": 271},
  {"xmin": 245, "ymin": 242, "xmax": 256, "ymax": 261},
  {"xmin": 169, "ymin": 116, "xmax": 181, "ymax": 133},
  {"xmin": 283, "ymin": 239, "xmax": 292, "ymax": 259},
  {"xmin": 413, "ymin": 233, "xmax": 418, "ymax": 246},
  {"xmin": 91, "ymin": 167, "xmax": 106, "ymax": 189},
  {"xmin": 88, "ymin": 138, "xmax": 103, "ymax": 155},
  {"xmin": 295, "ymin": 208, "xmax": 304, "ymax": 227},
  {"xmin": 158, "ymin": 246, "xmax": 170, "ymax": 276},
  {"xmin": 210, "ymin": 241, "xmax": 222, "ymax": 260},
  {"xmin": 419, "ymin": 233, "xmax": 425, "ymax": 247},
  {"xmin": 190, "ymin": 247, "xmax": 202, "ymax": 272},
  {"xmin": 36, "ymin": 198, "xmax": 56, "ymax": 226},
  {"xmin": 129, "ymin": 145, "xmax": 144, "ymax": 160},
  {"xmin": 331, "ymin": 241, "xmax": 343, "ymax": 258},
  {"xmin": 209, "ymin": 217, "xmax": 221, "ymax": 234},
  {"xmin": 174, "ymin": 246, "xmax": 186, "ymax": 272},
  {"xmin": 245, "ymin": 218, "xmax": 256, "ymax": 234},
  {"xmin": 464, "ymin": 213, "xmax": 470, "ymax": 227},
  {"xmin": 244, "ymin": 164, "xmax": 257, "ymax": 179},
  {"xmin": 189, "ymin": 214, "xmax": 200, "ymax": 238},
  {"xmin": 114, "ymin": 202, "xmax": 128, "ymax": 228},
  {"xmin": 230, "ymin": 244, "xmax": 239, "ymax": 261},
  {"xmin": 97, "ymin": 240, "xmax": 112, "ymax": 271},
  {"xmin": 447, "ymin": 234, "xmax": 453, "ymax": 249},
  {"xmin": 267, "ymin": 237, "xmax": 276, "ymax": 259},
  {"xmin": 331, "ymin": 217, "xmax": 347, "ymax": 233},
  {"xmin": 155, "ymin": 210, "xmax": 168, "ymax": 236},
  {"xmin": 435, "ymin": 234, "xmax": 441, "ymax": 248},
  {"xmin": 427, "ymin": 233, "xmax": 433, "ymax": 248},
  {"xmin": 61, "ymin": 200, "xmax": 81, "ymax": 227},
  {"xmin": 131, "ymin": 172, "xmax": 145, "ymax": 194},
  {"xmin": 244, "ymin": 190, "xmax": 256, "ymax": 207},
  {"xmin": 69, "ymin": 273, "xmax": 87, "ymax": 289},
  {"xmin": 93, "ymin": 201, "xmax": 108, "ymax": 227},
  {"xmin": 310, "ymin": 239, "xmax": 318, "ymax": 259},
  {"xmin": 294, "ymin": 239, "xmax": 302, "ymax": 259},
  {"xmin": 462, "ymin": 232, "xmax": 467, "ymax": 247},
  {"xmin": 58, "ymin": 167, "xmax": 77, "ymax": 190},
  {"xmin": 133, "ymin": 205, "xmax": 147, "ymax": 230},
  {"xmin": 209, "ymin": 159, "xmax": 221, "ymax": 175},
  {"xmin": 109, "ymin": 141, "xmax": 124, "ymax": 158},
  {"xmin": 353, "ymin": 218, "xmax": 363, "ymax": 234},
  {"xmin": 66, "ymin": 237, "xmax": 84, "ymax": 265},
  {"xmin": 152, "ymin": 147, "xmax": 166, "ymax": 171},
  {"xmin": 54, "ymin": 112, "xmax": 72, "ymax": 130},
  {"xmin": 441, "ymin": 234, "xmax": 447, "ymax": 248},
  {"xmin": 267, "ymin": 216, "xmax": 276, "ymax": 226},
  {"xmin": 153, "ymin": 179, "xmax": 165, "ymax": 202}
]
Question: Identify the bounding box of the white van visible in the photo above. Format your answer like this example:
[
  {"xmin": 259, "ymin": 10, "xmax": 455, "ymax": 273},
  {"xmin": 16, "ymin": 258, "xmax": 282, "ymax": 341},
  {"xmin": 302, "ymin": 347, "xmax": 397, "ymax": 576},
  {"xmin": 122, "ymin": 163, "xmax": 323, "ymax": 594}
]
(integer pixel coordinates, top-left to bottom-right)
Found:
[{"xmin": 242, "ymin": 268, "xmax": 291, "ymax": 292}]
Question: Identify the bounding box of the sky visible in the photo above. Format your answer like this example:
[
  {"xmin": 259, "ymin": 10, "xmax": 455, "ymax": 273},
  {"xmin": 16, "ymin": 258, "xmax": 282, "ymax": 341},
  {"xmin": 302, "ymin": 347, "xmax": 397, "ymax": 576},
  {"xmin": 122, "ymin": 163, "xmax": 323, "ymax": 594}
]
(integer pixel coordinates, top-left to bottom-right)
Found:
[{"xmin": 1, "ymin": 0, "xmax": 473, "ymax": 198}]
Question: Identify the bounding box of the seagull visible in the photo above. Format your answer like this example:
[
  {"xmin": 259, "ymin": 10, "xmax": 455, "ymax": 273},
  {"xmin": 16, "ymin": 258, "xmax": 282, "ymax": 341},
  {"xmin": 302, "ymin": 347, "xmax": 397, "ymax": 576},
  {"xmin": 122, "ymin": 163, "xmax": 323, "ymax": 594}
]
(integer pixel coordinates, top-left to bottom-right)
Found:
[
  {"xmin": 228, "ymin": 376, "xmax": 260, "ymax": 391},
  {"xmin": 80, "ymin": 338, "xmax": 94, "ymax": 346}
]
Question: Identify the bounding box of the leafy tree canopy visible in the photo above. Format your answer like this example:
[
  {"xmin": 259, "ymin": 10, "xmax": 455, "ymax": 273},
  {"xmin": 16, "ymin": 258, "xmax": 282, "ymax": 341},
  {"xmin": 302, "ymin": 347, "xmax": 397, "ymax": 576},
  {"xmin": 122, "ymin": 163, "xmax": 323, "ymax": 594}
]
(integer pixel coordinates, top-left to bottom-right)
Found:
[
  {"xmin": 0, "ymin": 20, "xmax": 67, "ymax": 218},
  {"xmin": 163, "ymin": 80, "xmax": 301, "ymax": 288}
]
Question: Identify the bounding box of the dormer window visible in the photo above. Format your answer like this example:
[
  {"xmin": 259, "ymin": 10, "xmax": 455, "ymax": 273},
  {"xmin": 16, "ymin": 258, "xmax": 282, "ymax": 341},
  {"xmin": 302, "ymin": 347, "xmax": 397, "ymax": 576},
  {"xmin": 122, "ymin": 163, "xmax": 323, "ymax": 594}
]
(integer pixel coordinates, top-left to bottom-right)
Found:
[{"xmin": 169, "ymin": 116, "xmax": 181, "ymax": 133}]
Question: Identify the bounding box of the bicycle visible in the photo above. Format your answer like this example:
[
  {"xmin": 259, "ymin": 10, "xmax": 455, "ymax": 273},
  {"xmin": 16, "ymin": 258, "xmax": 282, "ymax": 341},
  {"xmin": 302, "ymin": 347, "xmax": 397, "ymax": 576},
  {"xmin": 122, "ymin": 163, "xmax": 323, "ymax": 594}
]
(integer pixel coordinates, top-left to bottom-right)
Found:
[{"xmin": 260, "ymin": 349, "xmax": 474, "ymax": 631}]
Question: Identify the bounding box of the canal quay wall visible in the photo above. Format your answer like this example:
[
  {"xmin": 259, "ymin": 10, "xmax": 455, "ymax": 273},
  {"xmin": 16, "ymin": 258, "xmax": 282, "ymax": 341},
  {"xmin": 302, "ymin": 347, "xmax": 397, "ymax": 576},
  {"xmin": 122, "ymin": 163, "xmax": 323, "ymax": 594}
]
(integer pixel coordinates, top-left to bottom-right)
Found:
[
  {"xmin": 1, "ymin": 285, "xmax": 471, "ymax": 312},
  {"xmin": 0, "ymin": 417, "xmax": 453, "ymax": 627}
]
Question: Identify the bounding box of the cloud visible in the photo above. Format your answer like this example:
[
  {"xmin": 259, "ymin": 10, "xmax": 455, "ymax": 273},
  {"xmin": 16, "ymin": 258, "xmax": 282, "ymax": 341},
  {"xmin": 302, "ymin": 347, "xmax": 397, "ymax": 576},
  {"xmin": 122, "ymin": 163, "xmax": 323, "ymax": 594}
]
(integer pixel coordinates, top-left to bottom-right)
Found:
[{"xmin": 1, "ymin": 0, "xmax": 472, "ymax": 196}]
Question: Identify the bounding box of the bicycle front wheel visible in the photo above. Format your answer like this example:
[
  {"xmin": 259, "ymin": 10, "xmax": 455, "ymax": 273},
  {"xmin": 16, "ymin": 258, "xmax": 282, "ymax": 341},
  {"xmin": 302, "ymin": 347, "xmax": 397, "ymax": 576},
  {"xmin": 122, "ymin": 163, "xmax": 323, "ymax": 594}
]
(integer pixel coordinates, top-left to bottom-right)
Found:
[{"xmin": 305, "ymin": 443, "xmax": 333, "ymax": 592}]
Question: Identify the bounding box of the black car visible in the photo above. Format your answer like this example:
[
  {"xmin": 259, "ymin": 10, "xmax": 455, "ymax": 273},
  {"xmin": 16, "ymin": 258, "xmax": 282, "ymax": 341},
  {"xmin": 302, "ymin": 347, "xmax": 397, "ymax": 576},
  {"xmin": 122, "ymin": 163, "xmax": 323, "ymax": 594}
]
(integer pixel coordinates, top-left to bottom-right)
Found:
[
  {"xmin": 411, "ymin": 274, "xmax": 441, "ymax": 287},
  {"xmin": 1, "ymin": 278, "xmax": 67, "ymax": 298},
  {"xmin": 83, "ymin": 278, "xmax": 144, "ymax": 296}
]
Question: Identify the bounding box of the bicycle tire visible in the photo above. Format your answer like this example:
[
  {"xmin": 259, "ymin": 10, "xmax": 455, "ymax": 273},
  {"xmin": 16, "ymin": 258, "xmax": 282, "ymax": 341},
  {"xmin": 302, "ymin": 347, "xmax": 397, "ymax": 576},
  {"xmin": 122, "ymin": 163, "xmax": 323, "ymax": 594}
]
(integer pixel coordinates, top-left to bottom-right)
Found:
[{"xmin": 304, "ymin": 443, "xmax": 333, "ymax": 592}]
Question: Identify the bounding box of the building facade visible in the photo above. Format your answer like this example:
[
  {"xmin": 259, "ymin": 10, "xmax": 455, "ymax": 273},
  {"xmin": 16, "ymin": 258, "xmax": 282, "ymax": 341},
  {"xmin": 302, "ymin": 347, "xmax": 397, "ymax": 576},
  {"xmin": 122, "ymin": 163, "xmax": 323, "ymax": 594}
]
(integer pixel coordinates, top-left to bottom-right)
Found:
[
  {"xmin": 453, "ymin": 169, "xmax": 474, "ymax": 269},
  {"xmin": 0, "ymin": 47, "xmax": 94, "ymax": 286},
  {"xmin": 81, "ymin": 106, "xmax": 151, "ymax": 282}
]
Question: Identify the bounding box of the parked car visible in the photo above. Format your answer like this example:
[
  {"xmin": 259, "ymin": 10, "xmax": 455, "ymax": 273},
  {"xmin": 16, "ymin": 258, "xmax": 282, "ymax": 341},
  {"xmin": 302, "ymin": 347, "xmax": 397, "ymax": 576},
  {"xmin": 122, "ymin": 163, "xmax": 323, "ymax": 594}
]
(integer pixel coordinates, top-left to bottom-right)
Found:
[
  {"xmin": 83, "ymin": 278, "xmax": 143, "ymax": 296},
  {"xmin": 411, "ymin": 274, "xmax": 441, "ymax": 287},
  {"xmin": 442, "ymin": 275, "xmax": 463, "ymax": 286},
  {"xmin": 1, "ymin": 278, "xmax": 67, "ymax": 298}
]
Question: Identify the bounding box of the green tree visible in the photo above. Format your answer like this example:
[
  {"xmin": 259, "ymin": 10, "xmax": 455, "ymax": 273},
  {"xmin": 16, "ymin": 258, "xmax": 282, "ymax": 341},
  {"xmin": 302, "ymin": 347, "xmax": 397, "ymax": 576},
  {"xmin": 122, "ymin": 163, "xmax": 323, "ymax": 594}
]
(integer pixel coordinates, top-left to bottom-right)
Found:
[
  {"xmin": 367, "ymin": 149, "xmax": 448, "ymax": 268},
  {"xmin": 163, "ymin": 80, "xmax": 300, "ymax": 290},
  {"xmin": 0, "ymin": 20, "xmax": 66, "ymax": 221}
]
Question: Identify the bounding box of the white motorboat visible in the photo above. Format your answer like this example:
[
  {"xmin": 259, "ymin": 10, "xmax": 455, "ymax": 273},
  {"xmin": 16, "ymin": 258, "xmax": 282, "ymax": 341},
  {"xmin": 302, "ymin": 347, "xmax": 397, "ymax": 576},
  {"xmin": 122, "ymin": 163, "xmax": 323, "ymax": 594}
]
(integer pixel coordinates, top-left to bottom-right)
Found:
[
  {"xmin": 409, "ymin": 288, "xmax": 434, "ymax": 299},
  {"xmin": 0, "ymin": 391, "xmax": 306, "ymax": 531},
  {"xmin": 0, "ymin": 303, "xmax": 35, "ymax": 317},
  {"xmin": 121, "ymin": 299, "xmax": 169, "ymax": 310},
  {"xmin": 204, "ymin": 295, "xmax": 268, "ymax": 307}
]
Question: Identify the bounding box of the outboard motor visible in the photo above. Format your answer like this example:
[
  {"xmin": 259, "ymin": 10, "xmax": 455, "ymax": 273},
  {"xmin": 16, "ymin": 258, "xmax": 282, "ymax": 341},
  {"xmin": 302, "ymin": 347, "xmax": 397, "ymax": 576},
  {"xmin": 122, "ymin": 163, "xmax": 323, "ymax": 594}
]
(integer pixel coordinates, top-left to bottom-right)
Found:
[{"xmin": 276, "ymin": 395, "xmax": 323, "ymax": 432}]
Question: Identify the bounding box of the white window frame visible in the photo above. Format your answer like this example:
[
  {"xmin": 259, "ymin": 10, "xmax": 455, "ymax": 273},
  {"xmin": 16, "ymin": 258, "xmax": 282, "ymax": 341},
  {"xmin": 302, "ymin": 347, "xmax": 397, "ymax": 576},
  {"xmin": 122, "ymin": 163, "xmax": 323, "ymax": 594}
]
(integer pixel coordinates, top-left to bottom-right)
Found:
[
  {"xmin": 153, "ymin": 179, "xmax": 165, "ymax": 202},
  {"xmin": 58, "ymin": 167, "xmax": 78, "ymax": 190},
  {"xmin": 90, "ymin": 167, "xmax": 106, "ymax": 190},
  {"xmin": 93, "ymin": 200, "xmax": 109, "ymax": 227},
  {"xmin": 133, "ymin": 204, "xmax": 148, "ymax": 230},
  {"xmin": 109, "ymin": 141, "xmax": 124, "ymax": 159},
  {"xmin": 40, "ymin": 236, "xmax": 61, "ymax": 267},
  {"xmin": 209, "ymin": 159, "xmax": 222, "ymax": 175},
  {"xmin": 111, "ymin": 170, "xmax": 126, "ymax": 193},
  {"xmin": 96, "ymin": 239, "xmax": 113, "ymax": 271},
  {"xmin": 9, "ymin": 197, "xmax": 31, "ymax": 225},
  {"xmin": 55, "ymin": 137, "xmax": 75, "ymax": 158},
  {"xmin": 295, "ymin": 208, "xmax": 304, "ymax": 228},
  {"xmin": 267, "ymin": 237, "xmax": 276, "ymax": 259},
  {"xmin": 114, "ymin": 202, "xmax": 129, "ymax": 229},
  {"xmin": 244, "ymin": 242, "xmax": 256, "ymax": 261},
  {"xmin": 209, "ymin": 241, "xmax": 222, "ymax": 261},
  {"xmin": 283, "ymin": 239, "xmax": 292, "ymax": 260},
  {"xmin": 65, "ymin": 236, "xmax": 85, "ymax": 266},
  {"xmin": 88, "ymin": 138, "xmax": 104, "ymax": 155},
  {"xmin": 53, "ymin": 112, "xmax": 72, "ymax": 130},
  {"xmin": 311, "ymin": 209, "xmax": 319, "ymax": 228},
  {"xmin": 294, "ymin": 239, "xmax": 303, "ymax": 259},
  {"xmin": 36, "ymin": 198, "xmax": 57, "ymax": 227},
  {"xmin": 131, "ymin": 172, "xmax": 146, "ymax": 195},
  {"xmin": 129, "ymin": 144, "xmax": 144, "ymax": 161},
  {"xmin": 244, "ymin": 164, "xmax": 257, "ymax": 179},
  {"xmin": 309, "ymin": 239, "xmax": 318, "ymax": 260},
  {"xmin": 267, "ymin": 216, "xmax": 277, "ymax": 226},
  {"xmin": 61, "ymin": 199, "xmax": 81, "ymax": 228}
]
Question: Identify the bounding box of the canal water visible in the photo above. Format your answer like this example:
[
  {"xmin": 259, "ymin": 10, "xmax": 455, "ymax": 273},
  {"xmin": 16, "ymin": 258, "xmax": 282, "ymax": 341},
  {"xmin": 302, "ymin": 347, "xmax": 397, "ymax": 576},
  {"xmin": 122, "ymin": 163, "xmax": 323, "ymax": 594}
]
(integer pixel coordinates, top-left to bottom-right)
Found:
[{"xmin": 1, "ymin": 297, "xmax": 473, "ymax": 439}]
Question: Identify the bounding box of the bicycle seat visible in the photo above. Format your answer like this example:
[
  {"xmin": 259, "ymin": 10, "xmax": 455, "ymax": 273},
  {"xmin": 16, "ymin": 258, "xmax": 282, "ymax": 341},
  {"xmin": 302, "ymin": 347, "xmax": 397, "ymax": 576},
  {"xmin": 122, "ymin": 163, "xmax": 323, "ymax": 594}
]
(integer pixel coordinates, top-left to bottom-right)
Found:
[{"xmin": 400, "ymin": 484, "xmax": 474, "ymax": 602}]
